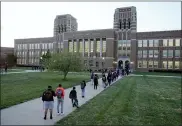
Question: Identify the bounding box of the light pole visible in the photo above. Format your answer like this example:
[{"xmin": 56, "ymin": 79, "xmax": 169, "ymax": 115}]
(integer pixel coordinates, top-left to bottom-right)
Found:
[
  {"xmin": 40, "ymin": 56, "xmax": 42, "ymax": 72},
  {"xmin": 130, "ymin": 61, "xmax": 134, "ymax": 73},
  {"xmin": 102, "ymin": 57, "xmax": 105, "ymax": 72}
]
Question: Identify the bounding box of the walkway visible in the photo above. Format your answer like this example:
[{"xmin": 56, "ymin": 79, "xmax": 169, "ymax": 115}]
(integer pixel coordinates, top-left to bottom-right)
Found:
[
  {"xmin": 1, "ymin": 76, "xmax": 122, "ymax": 125},
  {"xmin": 129, "ymin": 74, "xmax": 181, "ymax": 78}
]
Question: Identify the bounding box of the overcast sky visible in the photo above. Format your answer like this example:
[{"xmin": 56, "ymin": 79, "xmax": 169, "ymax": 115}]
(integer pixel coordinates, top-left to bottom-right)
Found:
[{"xmin": 1, "ymin": 2, "xmax": 181, "ymax": 47}]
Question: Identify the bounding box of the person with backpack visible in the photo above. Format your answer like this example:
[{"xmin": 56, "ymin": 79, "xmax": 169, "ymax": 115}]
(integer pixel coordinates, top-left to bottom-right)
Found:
[
  {"xmin": 69, "ymin": 87, "xmax": 79, "ymax": 108},
  {"xmin": 90, "ymin": 72, "xmax": 94, "ymax": 85},
  {"xmin": 55, "ymin": 84, "xmax": 65, "ymax": 115},
  {"xmin": 102, "ymin": 74, "xmax": 107, "ymax": 88},
  {"xmin": 81, "ymin": 80, "xmax": 86, "ymax": 98},
  {"xmin": 42, "ymin": 86, "xmax": 56, "ymax": 120},
  {"xmin": 94, "ymin": 74, "xmax": 98, "ymax": 90},
  {"xmin": 107, "ymin": 71, "xmax": 112, "ymax": 86}
]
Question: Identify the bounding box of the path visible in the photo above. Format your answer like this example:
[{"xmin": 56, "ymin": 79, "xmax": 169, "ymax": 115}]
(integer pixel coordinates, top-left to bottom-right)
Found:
[
  {"xmin": 129, "ymin": 74, "xmax": 181, "ymax": 78},
  {"xmin": 1, "ymin": 76, "xmax": 122, "ymax": 125}
]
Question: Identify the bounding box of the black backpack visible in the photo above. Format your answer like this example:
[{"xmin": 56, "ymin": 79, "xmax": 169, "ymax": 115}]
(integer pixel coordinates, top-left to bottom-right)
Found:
[{"xmin": 44, "ymin": 90, "xmax": 53, "ymax": 100}]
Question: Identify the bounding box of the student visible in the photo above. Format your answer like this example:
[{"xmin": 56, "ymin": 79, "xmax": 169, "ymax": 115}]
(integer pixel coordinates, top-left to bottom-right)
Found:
[
  {"xmin": 42, "ymin": 86, "xmax": 56, "ymax": 120},
  {"xmin": 107, "ymin": 72, "xmax": 112, "ymax": 86},
  {"xmin": 69, "ymin": 87, "xmax": 79, "ymax": 108},
  {"xmin": 4, "ymin": 62, "xmax": 7, "ymax": 73},
  {"xmin": 102, "ymin": 74, "xmax": 107, "ymax": 88},
  {"xmin": 81, "ymin": 80, "xmax": 86, "ymax": 98},
  {"xmin": 55, "ymin": 84, "xmax": 65, "ymax": 115},
  {"xmin": 90, "ymin": 72, "xmax": 94, "ymax": 85},
  {"xmin": 94, "ymin": 74, "xmax": 98, "ymax": 90}
]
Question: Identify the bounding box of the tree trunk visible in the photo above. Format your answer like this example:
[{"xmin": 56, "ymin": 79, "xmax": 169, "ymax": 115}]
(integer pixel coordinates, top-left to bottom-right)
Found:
[{"xmin": 63, "ymin": 71, "xmax": 68, "ymax": 80}]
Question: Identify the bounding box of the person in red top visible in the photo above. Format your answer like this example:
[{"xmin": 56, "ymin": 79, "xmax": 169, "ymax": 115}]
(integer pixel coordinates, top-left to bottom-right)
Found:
[{"xmin": 55, "ymin": 84, "xmax": 65, "ymax": 115}]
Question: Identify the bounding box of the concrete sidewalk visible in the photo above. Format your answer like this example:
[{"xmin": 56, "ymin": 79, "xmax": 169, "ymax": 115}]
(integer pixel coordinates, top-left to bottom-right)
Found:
[
  {"xmin": 129, "ymin": 74, "xmax": 182, "ymax": 78},
  {"xmin": 1, "ymin": 76, "xmax": 122, "ymax": 125}
]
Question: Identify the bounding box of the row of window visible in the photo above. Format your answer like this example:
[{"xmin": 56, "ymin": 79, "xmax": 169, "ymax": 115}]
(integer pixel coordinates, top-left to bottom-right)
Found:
[
  {"xmin": 138, "ymin": 60, "xmax": 180, "ymax": 69},
  {"xmin": 16, "ymin": 50, "xmax": 54, "ymax": 57},
  {"xmin": 16, "ymin": 43, "xmax": 54, "ymax": 50},
  {"xmin": 17, "ymin": 58, "xmax": 39, "ymax": 65},
  {"xmin": 68, "ymin": 39, "xmax": 106, "ymax": 53},
  {"xmin": 138, "ymin": 50, "xmax": 180, "ymax": 58},
  {"xmin": 138, "ymin": 39, "xmax": 181, "ymax": 47}
]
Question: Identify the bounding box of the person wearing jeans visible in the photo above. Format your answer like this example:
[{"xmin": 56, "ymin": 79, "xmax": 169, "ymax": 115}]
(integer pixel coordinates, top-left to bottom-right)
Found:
[
  {"xmin": 81, "ymin": 80, "xmax": 86, "ymax": 98},
  {"xmin": 55, "ymin": 84, "xmax": 65, "ymax": 115}
]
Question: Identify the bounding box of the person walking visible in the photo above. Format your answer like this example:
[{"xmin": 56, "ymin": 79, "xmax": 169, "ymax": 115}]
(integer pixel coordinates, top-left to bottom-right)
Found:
[
  {"xmin": 55, "ymin": 84, "xmax": 65, "ymax": 115},
  {"xmin": 42, "ymin": 86, "xmax": 56, "ymax": 120},
  {"xmin": 102, "ymin": 74, "xmax": 107, "ymax": 88},
  {"xmin": 81, "ymin": 80, "xmax": 86, "ymax": 98},
  {"xmin": 69, "ymin": 87, "xmax": 79, "ymax": 108},
  {"xmin": 107, "ymin": 72, "xmax": 112, "ymax": 86},
  {"xmin": 90, "ymin": 72, "xmax": 94, "ymax": 85},
  {"xmin": 4, "ymin": 62, "xmax": 8, "ymax": 73},
  {"xmin": 94, "ymin": 74, "xmax": 98, "ymax": 90}
]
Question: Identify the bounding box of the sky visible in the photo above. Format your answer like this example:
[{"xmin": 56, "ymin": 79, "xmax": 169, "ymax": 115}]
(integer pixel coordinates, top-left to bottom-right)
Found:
[{"xmin": 1, "ymin": 2, "xmax": 181, "ymax": 47}]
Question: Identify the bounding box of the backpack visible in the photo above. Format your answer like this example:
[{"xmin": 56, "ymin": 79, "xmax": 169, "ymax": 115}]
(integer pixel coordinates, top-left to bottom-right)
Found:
[
  {"xmin": 56, "ymin": 89, "xmax": 62, "ymax": 99},
  {"xmin": 102, "ymin": 76, "xmax": 106, "ymax": 81},
  {"xmin": 44, "ymin": 90, "xmax": 53, "ymax": 100},
  {"xmin": 81, "ymin": 82, "xmax": 85, "ymax": 89}
]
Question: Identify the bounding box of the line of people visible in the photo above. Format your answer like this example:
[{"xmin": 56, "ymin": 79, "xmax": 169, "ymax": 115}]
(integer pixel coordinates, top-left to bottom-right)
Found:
[{"xmin": 41, "ymin": 69, "xmax": 124, "ymax": 120}]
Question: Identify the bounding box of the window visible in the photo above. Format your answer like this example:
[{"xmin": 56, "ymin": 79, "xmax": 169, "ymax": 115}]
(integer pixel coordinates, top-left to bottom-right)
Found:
[
  {"xmin": 162, "ymin": 61, "xmax": 167, "ymax": 69},
  {"xmin": 37, "ymin": 44, "xmax": 40, "ymax": 49},
  {"xmin": 138, "ymin": 40, "xmax": 142, "ymax": 47},
  {"xmin": 154, "ymin": 50, "xmax": 159, "ymax": 58},
  {"xmin": 143, "ymin": 40, "xmax": 148, "ymax": 47},
  {"xmin": 79, "ymin": 40, "xmax": 83, "ymax": 53},
  {"xmin": 154, "ymin": 40, "xmax": 159, "ymax": 47},
  {"xmin": 137, "ymin": 50, "xmax": 142, "ymax": 58},
  {"xmin": 45, "ymin": 43, "xmax": 47, "ymax": 49},
  {"xmin": 143, "ymin": 60, "xmax": 147, "ymax": 68},
  {"xmin": 85, "ymin": 40, "xmax": 89, "ymax": 53},
  {"xmin": 149, "ymin": 50, "xmax": 153, "ymax": 58},
  {"xmin": 138, "ymin": 60, "xmax": 142, "ymax": 68},
  {"xmin": 175, "ymin": 50, "xmax": 180, "ymax": 58},
  {"xmin": 168, "ymin": 61, "xmax": 173, "ymax": 69},
  {"xmin": 163, "ymin": 39, "xmax": 168, "ymax": 46},
  {"xmin": 154, "ymin": 61, "xmax": 158, "ymax": 68},
  {"xmin": 102, "ymin": 39, "xmax": 106, "ymax": 52},
  {"xmin": 163, "ymin": 50, "xmax": 167, "ymax": 58},
  {"xmin": 96, "ymin": 39, "xmax": 100, "ymax": 52},
  {"xmin": 149, "ymin": 40, "xmax": 153, "ymax": 47},
  {"xmin": 69, "ymin": 40, "xmax": 73, "ymax": 52},
  {"xmin": 90, "ymin": 40, "xmax": 94, "ymax": 53},
  {"xmin": 96, "ymin": 62, "xmax": 99, "ymax": 67},
  {"xmin": 175, "ymin": 39, "xmax": 180, "ymax": 46},
  {"xmin": 89, "ymin": 60, "xmax": 93, "ymax": 66},
  {"xmin": 74, "ymin": 40, "xmax": 77, "ymax": 52},
  {"xmin": 168, "ymin": 39, "xmax": 173, "ymax": 46},
  {"xmin": 168, "ymin": 50, "xmax": 173, "ymax": 58},
  {"xmin": 143, "ymin": 50, "xmax": 147, "ymax": 58},
  {"xmin": 174, "ymin": 61, "xmax": 180, "ymax": 69},
  {"xmin": 148, "ymin": 61, "xmax": 153, "ymax": 68}
]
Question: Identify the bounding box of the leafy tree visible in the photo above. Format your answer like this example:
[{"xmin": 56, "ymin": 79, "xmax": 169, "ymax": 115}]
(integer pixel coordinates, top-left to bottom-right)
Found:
[
  {"xmin": 46, "ymin": 52, "xmax": 83, "ymax": 80},
  {"xmin": 6, "ymin": 53, "xmax": 17, "ymax": 67},
  {"xmin": 41, "ymin": 49, "xmax": 52, "ymax": 67}
]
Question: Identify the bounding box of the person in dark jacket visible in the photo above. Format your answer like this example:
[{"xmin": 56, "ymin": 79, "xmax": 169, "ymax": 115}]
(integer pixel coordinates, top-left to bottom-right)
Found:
[
  {"xmin": 81, "ymin": 80, "xmax": 86, "ymax": 98},
  {"xmin": 94, "ymin": 74, "xmax": 99, "ymax": 90},
  {"xmin": 102, "ymin": 74, "xmax": 107, "ymax": 88},
  {"xmin": 107, "ymin": 72, "xmax": 112, "ymax": 86},
  {"xmin": 42, "ymin": 86, "xmax": 56, "ymax": 120},
  {"xmin": 69, "ymin": 87, "xmax": 79, "ymax": 108}
]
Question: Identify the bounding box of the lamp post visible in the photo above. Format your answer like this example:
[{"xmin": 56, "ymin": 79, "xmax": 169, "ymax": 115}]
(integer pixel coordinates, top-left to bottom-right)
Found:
[
  {"xmin": 40, "ymin": 56, "xmax": 42, "ymax": 72},
  {"xmin": 130, "ymin": 61, "xmax": 134, "ymax": 73},
  {"xmin": 102, "ymin": 57, "xmax": 105, "ymax": 72}
]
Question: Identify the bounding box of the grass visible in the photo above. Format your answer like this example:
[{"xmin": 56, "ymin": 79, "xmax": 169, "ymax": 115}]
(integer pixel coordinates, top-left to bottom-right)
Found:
[
  {"xmin": 133, "ymin": 71, "xmax": 182, "ymax": 77},
  {"xmin": 1, "ymin": 72, "xmax": 90, "ymax": 109},
  {"xmin": 56, "ymin": 76, "xmax": 181, "ymax": 125}
]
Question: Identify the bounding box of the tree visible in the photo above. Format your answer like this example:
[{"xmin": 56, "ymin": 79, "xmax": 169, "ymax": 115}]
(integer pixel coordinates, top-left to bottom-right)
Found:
[
  {"xmin": 46, "ymin": 52, "xmax": 83, "ymax": 80},
  {"xmin": 6, "ymin": 53, "xmax": 17, "ymax": 67},
  {"xmin": 41, "ymin": 49, "xmax": 51, "ymax": 67}
]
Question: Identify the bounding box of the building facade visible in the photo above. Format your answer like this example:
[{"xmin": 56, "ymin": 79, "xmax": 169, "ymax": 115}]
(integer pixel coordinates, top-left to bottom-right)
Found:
[{"xmin": 14, "ymin": 6, "xmax": 182, "ymax": 72}]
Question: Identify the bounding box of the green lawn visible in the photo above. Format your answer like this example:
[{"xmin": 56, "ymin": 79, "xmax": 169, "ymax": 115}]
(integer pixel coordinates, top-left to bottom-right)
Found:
[
  {"xmin": 1, "ymin": 72, "xmax": 90, "ymax": 109},
  {"xmin": 56, "ymin": 76, "xmax": 181, "ymax": 125},
  {"xmin": 133, "ymin": 71, "xmax": 181, "ymax": 77}
]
